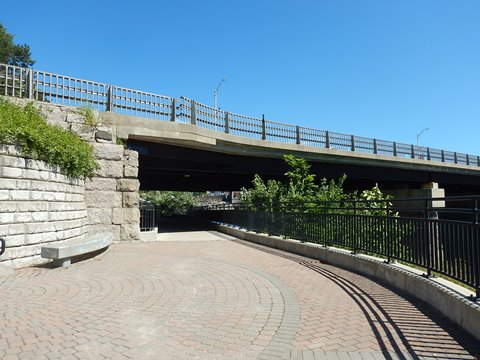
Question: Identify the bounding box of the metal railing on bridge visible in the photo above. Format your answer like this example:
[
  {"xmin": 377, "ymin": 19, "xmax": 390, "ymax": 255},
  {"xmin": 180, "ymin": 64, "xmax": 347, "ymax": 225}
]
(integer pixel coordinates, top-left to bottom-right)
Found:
[
  {"xmin": 192, "ymin": 196, "xmax": 480, "ymax": 300},
  {"xmin": 1, "ymin": 63, "xmax": 479, "ymax": 167}
]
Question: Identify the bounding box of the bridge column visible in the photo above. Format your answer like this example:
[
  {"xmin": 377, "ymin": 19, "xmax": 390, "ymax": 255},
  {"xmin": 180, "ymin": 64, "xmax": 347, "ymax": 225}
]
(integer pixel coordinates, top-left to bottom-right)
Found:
[{"xmin": 385, "ymin": 182, "xmax": 445, "ymax": 213}]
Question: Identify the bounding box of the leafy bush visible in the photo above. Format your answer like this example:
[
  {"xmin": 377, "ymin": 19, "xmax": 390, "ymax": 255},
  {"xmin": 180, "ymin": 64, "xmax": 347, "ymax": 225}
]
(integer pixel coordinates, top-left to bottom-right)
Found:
[
  {"xmin": 141, "ymin": 191, "xmax": 198, "ymax": 216},
  {"xmin": 0, "ymin": 99, "xmax": 99, "ymax": 177}
]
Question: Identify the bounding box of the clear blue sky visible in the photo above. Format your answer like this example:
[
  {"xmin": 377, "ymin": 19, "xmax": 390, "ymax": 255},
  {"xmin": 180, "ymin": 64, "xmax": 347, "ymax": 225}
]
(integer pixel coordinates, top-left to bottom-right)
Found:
[{"xmin": 3, "ymin": 0, "xmax": 479, "ymax": 155}]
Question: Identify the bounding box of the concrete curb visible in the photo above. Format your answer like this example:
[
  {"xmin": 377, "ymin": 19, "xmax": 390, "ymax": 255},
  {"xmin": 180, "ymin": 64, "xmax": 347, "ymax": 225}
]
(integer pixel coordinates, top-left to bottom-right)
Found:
[{"xmin": 214, "ymin": 224, "xmax": 480, "ymax": 342}]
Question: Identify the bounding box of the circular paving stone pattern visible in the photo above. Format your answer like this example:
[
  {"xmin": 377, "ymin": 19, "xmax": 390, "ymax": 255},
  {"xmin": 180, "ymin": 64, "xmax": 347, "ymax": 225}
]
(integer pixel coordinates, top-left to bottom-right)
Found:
[
  {"xmin": 0, "ymin": 232, "xmax": 479, "ymax": 360},
  {"xmin": 0, "ymin": 240, "xmax": 300, "ymax": 359}
]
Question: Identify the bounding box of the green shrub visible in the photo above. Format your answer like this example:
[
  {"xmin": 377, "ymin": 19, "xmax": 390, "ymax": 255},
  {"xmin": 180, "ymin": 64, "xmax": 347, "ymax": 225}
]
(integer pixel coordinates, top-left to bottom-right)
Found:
[
  {"xmin": 141, "ymin": 191, "xmax": 198, "ymax": 216},
  {"xmin": 0, "ymin": 99, "xmax": 99, "ymax": 177}
]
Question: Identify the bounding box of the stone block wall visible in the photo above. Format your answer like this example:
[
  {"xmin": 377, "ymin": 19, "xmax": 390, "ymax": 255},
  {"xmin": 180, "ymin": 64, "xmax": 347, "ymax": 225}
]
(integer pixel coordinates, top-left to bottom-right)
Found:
[
  {"xmin": 85, "ymin": 147, "xmax": 140, "ymax": 241},
  {"xmin": 0, "ymin": 98, "xmax": 141, "ymax": 268},
  {"xmin": 0, "ymin": 145, "xmax": 86, "ymax": 267}
]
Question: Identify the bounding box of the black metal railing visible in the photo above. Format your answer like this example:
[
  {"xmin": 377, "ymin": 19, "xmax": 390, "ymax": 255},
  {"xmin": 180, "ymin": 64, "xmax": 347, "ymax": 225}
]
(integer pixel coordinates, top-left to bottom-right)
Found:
[
  {"xmin": 1, "ymin": 63, "xmax": 479, "ymax": 168},
  {"xmin": 140, "ymin": 202, "xmax": 156, "ymax": 231},
  {"xmin": 192, "ymin": 196, "xmax": 480, "ymax": 299},
  {"xmin": 0, "ymin": 238, "xmax": 5, "ymax": 256}
]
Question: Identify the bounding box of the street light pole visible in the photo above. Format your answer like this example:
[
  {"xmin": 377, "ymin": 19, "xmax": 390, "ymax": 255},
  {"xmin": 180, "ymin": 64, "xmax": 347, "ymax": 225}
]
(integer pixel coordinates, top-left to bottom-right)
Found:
[
  {"xmin": 214, "ymin": 78, "xmax": 227, "ymax": 110},
  {"xmin": 416, "ymin": 128, "xmax": 430, "ymax": 147}
]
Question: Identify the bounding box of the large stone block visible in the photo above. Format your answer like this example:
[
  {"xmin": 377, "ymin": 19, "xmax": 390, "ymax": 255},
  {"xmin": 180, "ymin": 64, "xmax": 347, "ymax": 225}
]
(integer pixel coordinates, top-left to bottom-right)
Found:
[
  {"xmin": 9, "ymin": 190, "xmax": 31, "ymax": 201},
  {"xmin": 123, "ymin": 192, "xmax": 140, "ymax": 208},
  {"xmin": 6, "ymin": 234, "xmax": 26, "ymax": 247},
  {"xmin": 112, "ymin": 208, "xmax": 140, "ymax": 225},
  {"xmin": 123, "ymin": 165, "xmax": 138, "ymax": 178},
  {"xmin": 65, "ymin": 113, "xmax": 85, "ymax": 124},
  {"xmin": 25, "ymin": 231, "xmax": 57, "ymax": 245},
  {"xmin": 124, "ymin": 149, "xmax": 139, "ymax": 167},
  {"xmin": 0, "ymin": 166, "xmax": 23, "ymax": 179},
  {"xmin": 85, "ymin": 177, "xmax": 117, "ymax": 191},
  {"xmin": 87, "ymin": 224, "xmax": 120, "ymax": 242},
  {"xmin": 94, "ymin": 159, "xmax": 123, "ymax": 178},
  {"xmin": 0, "ymin": 144, "xmax": 21, "ymax": 156},
  {"xmin": 93, "ymin": 143, "xmax": 124, "ymax": 161},
  {"xmin": 116, "ymin": 179, "xmax": 140, "ymax": 192},
  {"xmin": 87, "ymin": 208, "xmax": 113, "ymax": 225},
  {"xmin": 0, "ymin": 154, "xmax": 25, "ymax": 168},
  {"xmin": 120, "ymin": 224, "xmax": 141, "ymax": 241},
  {"xmin": 0, "ymin": 213, "xmax": 14, "ymax": 223},
  {"xmin": 85, "ymin": 191, "xmax": 122, "ymax": 208},
  {"xmin": 70, "ymin": 123, "xmax": 95, "ymax": 141},
  {"xmin": 0, "ymin": 179, "xmax": 16, "ymax": 190}
]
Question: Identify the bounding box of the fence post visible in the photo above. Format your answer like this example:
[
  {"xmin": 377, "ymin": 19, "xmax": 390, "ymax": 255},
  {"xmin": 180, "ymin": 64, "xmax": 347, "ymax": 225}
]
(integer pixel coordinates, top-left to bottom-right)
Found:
[
  {"xmin": 170, "ymin": 98, "xmax": 176, "ymax": 122},
  {"xmin": 352, "ymin": 201, "xmax": 358, "ymax": 254},
  {"xmin": 296, "ymin": 126, "xmax": 301, "ymax": 145},
  {"xmin": 106, "ymin": 85, "xmax": 113, "ymax": 112},
  {"xmin": 261, "ymin": 114, "xmax": 266, "ymax": 140},
  {"xmin": 393, "ymin": 142, "xmax": 397, "ymax": 156},
  {"xmin": 474, "ymin": 199, "xmax": 480, "ymax": 300},
  {"xmin": 427, "ymin": 147, "xmax": 431, "ymax": 160},
  {"xmin": 441, "ymin": 150, "xmax": 445, "ymax": 163},
  {"xmin": 26, "ymin": 69, "xmax": 33, "ymax": 99},
  {"xmin": 325, "ymin": 131, "xmax": 330, "ymax": 149},
  {"xmin": 191, "ymin": 100, "xmax": 196, "ymax": 125},
  {"xmin": 373, "ymin": 139, "xmax": 378, "ymax": 154},
  {"xmin": 424, "ymin": 199, "xmax": 433, "ymax": 278},
  {"xmin": 411, "ymin": 144, "xmax": 415, "ymax": 159},
  {"xmin": 466, "ymin": 154, "xmax": 470, "ymax": 166},
  {"xmin": 385, "ymin": 201, "xmax": 391, "ymax": 264},
  {"xmin": 454, "ymin": 152, "xmax": 458, "ymax": 164},
  {"xmin": 351, "ymin": 135, "xmax": 355, "ymax": 151},
  {"xmin": 225, "ymin": 112, "xmax": 230, "ymax": 134}
]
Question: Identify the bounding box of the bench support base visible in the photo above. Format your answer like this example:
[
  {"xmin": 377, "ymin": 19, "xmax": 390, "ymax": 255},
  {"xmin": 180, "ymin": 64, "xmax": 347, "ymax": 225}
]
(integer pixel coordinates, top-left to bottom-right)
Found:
[{"xmin": 52, "ymin": 258, "xmax": 72, "ymax": 268}]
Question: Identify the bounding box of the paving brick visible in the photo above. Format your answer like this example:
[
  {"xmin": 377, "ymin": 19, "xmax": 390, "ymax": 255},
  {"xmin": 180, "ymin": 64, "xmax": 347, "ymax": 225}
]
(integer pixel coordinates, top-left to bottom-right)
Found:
[{"xmin": 0, "ymin": 231, "xmax": 479, "ymax": 359}]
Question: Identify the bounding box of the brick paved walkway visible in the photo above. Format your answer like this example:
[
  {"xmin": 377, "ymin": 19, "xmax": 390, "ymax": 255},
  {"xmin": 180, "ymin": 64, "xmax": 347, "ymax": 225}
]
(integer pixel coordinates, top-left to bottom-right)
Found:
[{"xmin": 0, "ymin": 230, "xmax": 479, "ymax": 359}]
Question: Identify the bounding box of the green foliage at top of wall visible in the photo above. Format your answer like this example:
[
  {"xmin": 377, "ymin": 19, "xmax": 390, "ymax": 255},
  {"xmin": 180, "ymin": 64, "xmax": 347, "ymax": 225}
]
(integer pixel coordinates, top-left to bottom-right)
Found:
[{"xmin": 0, "ymin": 99, "xmax": 99, "ymax": 177}]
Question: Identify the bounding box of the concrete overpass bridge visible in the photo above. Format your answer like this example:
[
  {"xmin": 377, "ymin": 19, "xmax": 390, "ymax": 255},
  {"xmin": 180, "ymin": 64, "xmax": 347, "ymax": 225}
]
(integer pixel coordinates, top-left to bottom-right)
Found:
[
  {"xmin": 111, "ymin": 114, "xmax": 480, "ymax": 196},
  {"xmin": 2, "ymin": 63, "xmax": 480, "ymax": 195}
]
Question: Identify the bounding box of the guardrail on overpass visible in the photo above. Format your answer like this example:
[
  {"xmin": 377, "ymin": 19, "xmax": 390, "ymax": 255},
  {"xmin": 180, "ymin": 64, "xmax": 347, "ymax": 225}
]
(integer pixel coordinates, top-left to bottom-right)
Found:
[{"xmin": 1, "ymin": 63, "xmax": 479, "ymax": 167}]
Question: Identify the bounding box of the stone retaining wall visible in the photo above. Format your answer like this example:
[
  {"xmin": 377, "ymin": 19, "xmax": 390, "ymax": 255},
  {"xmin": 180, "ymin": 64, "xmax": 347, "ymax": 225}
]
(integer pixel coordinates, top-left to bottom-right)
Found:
[
  {"xmin": 0, "ymin": 145, "xmax": 86, "ymax": 267},
  {"xmin": 0, "ymin": 98, "xmax": 141, "ymax": 268}
]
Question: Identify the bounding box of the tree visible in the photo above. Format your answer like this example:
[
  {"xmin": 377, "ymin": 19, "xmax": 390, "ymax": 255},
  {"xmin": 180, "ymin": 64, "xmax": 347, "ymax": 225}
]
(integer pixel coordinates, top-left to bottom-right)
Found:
[
  {"xmin": 0, "ymin": 23, "xmax": 35, "ymax": 67},
  {"xmin": 241, "ymin": 154, "xmax": 347, "ymax": 211},
  {"xmin": 141, "ymin": 191, "xmax": 198, "ymax": 216}
]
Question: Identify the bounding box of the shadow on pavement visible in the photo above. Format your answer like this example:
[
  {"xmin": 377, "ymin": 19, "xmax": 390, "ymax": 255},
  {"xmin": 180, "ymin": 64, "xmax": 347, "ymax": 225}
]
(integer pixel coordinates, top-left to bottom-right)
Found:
[{"xmin": 156, "ymin": 216, "xmax": 211, "ymax": 233}]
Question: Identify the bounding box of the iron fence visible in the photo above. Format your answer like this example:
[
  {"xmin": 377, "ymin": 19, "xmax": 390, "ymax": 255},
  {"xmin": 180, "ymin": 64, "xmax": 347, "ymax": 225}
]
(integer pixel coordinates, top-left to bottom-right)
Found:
[
  {"xmin": 1, "ymin": 62, "xmax": 479, "ymax": 167},
  {"xmin": 192, "ymin": 196, "xmax": 480, "ymax": 300},
  {"xmin": 140, "ymin": 202, "xmax": 156, "ymax": 231},
  {"xmin": 0, "ymin": 238, "xmax": 5, "ymax": 256}
]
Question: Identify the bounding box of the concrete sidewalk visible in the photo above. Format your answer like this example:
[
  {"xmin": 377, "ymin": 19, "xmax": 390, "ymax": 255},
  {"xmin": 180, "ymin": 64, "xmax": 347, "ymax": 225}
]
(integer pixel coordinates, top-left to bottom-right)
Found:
[{"xmin": 0, "ymin": 230, "xmax": 479, "ymax": 359}]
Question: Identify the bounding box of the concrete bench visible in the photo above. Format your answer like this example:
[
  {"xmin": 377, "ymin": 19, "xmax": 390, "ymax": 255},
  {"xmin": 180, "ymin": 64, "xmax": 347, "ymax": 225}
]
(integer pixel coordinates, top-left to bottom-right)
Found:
[{"xmin": 41, "ymin": 232, "xmax": 113, "ymax": 267}]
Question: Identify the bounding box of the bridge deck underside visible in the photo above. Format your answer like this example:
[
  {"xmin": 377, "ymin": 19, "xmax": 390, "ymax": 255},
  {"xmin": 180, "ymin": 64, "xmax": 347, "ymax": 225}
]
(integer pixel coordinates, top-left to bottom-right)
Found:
[{"xmin": 129, "ymin": 139, "xmax": 480, "ymax": 194}]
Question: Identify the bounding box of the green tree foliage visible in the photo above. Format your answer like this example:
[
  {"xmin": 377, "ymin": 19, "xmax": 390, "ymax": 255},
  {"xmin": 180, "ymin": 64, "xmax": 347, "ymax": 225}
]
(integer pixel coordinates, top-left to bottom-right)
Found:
[
  {"xmin": 0, "ymin": 23, "xmax": 35, "ymax": 67},
  {"xmin": 240, "ymin": 154, "xmax": 405, "ymax": 256},
  {"xmin": 0, "ymin": 100, "xmax": 99, "ymax": 177},
  {"xmin": 241, "ymin": 154, "xmax": 349, "ymax": 210},
  {"xmin": 141, "ymin": 191, "xmax": 198, "ymax": 216},
  {"xmin": 239, "ymin": 175, "xmax": 283, "ymax": 211},
  {"xmin": 283, "ymin": 154, "xmax": 318, "ymax": 202}
]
